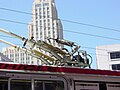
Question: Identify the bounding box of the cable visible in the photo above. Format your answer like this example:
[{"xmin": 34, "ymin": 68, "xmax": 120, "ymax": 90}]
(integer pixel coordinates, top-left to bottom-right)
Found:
[
  {"xmin": 0, "ymin": 34, "xmax": 114, "ymax": 57},
  {"xmin": 0, "ymin": 18, "xmax": 120, "ymax": 41},
  {"xmin": 0, "ymin": 34, "xmax": 15, "ymax": 38},
  {"xmin": 89, "ymin": 52, "xmax": 108, "ymax": 56},
  {"xmin": 0, "ymin": 7, "xmax": 119, "ymax": 56},
  {"xmin": 0, "ymin": 33, "xmax": 116, "ymax": 57},
  {"xmin": 0, "ymin": 34, "xmax": 112, "ymax": 52},
  {"xmin": 0, "ymin": 7, "xmax": 120, "ymax": 33},
  {"xmin": 0, "ymin": 18, "xmax": 119, "ymax": 57},
  {"xmin": 0, "ymin": 7, "xmax": 118, "ymax": 65},
  {"xmin": 64, "ymin": 30, "xmax": 120, "ymax": 41},
  {"xmin": 0, "ymin": 7, "xmax": 32, "ymax": 15},
  {"xmin": 61, "ymin": 19, "xmax": 120, "ymax": 33},
  {"xmin": 81, "ymin": 46, "xmax": 111, "ymax": 52},
  {"xmin": 0, "ymin": 36, "xmax": 109, "ymax": 57},
  {"xmin": 0, "ymin": 18, "xmax": 28, "ymax": 25}
]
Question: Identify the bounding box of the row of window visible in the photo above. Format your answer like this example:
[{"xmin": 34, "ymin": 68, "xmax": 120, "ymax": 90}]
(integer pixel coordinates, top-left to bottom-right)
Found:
[
  {"xmin": 0, "ymin": 78, "xmax": 64, "ymax": 90},
  {"xmin": 36, "ymin": 20, "xmax": 51, "ymax": 27},
  {"xmin": 35, "ymin": 3, "xmax": 49, "ymax": 8},
  {"xmin": 110, "ymin": 52, "xmax": 120, "ymax": 59},
  {"xmin": 35, "ymin": 6, "xmax": 50, "ymax": 19},
  {"xmin": 112, "ymin": 64, "xmax": 120, "ymax": 70},
  {"xmin": 110, "ymin": 52, "xmax": 120, "ymax": 70},
  {"xmin": 4, "ymin": 53, "xmax": 31, "ymax": 64}
]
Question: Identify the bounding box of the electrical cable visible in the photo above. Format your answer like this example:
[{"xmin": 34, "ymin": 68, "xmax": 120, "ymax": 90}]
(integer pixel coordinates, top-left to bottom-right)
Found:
[
  {"xmin": 0, "ymin": 7, "xmax": 119, "ymax": 57},
  {"xmin": 0, "ymin": 34, "xmax": 114, "ymax": 57},
  {"xmin": 0, "ymin": 18, "xmax": 120, "ymax": 41},
  {"xmin": 0, "ymin": 7, "xmax": 120, "ymax": 33},
  {"xmin": 0, "ymin": 18, "xmax": 116, "ymax": 52}
]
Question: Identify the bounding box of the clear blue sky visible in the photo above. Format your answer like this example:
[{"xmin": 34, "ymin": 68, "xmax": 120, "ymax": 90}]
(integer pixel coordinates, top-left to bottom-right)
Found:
[{"xmin": 0, "ymin": 0, "xmax": 120, "ymax": 68}]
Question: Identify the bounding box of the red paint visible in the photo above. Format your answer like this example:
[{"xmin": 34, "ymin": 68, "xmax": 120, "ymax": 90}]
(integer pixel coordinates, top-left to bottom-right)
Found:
[{"xmin": 0, "ymin": 63, "xmax": 120, "ymax": 76}]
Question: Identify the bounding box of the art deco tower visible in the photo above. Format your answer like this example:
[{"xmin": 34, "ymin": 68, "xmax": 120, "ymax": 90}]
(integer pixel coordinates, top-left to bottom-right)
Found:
[{"xmin": 28, "ymin": 0, "xmax": 63, "ymax": 47}]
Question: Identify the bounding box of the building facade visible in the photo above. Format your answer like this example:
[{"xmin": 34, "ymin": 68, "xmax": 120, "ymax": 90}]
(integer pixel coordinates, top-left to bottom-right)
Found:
[
  {"xmin": 28, "ymin": 0, "xmax": 63, "ymax": 47},
  {"xmin": 96, "ymin": 44, "xmax": 120, "ymax": 70},
  {"xmin": 2, "ymin": 0, "xmax": 63, "ymax": 65},
  {"xmin": 2, "ymin": 47, "xmax": 34, "ymax": 64},
  {"xmin": 0, "ymin": 52, "xmax": 13, "ymax": 62}
]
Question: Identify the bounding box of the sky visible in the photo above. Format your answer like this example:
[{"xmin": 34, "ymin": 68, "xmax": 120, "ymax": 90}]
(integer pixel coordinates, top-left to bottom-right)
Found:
[{"xmin": 0, "ymin": 0, "xmax": 120, "ymax": 69}]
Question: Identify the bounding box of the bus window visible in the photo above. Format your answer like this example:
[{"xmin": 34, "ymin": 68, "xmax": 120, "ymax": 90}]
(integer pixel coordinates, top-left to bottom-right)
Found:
[
  {"xmin": 45, "ymin": 81, "xmax": 64, "ymax": 90},
  {"xmin": 107, "ymin": 83, "xmax": 120, "ymax": 90},
  {"xmin": 34, "ymin": 80, "xmax": 43, "ymax": 90},
  {"xmin": 99, "ymin": 83, "xmax": 107, "ymax": 90},
  {"xmin": 0, "ymin": 78, "xmax": 8, "ymax": 90},
  {"xmin": 75, "ymin": 82, "xmax": 99, "ymax": 90},
  {"xmin": 10, "ymin": 79, "xmax": 31, "ymax": 90},
  {"xmin": 34, "ymin": 80, "xmax": 64, "ymax": 90}
]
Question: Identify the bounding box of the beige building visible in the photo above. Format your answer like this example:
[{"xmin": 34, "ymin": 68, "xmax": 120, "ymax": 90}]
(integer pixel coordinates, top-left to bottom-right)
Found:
[{"xmin": 28, "ymin": 0, "xmax": 63, "ymax": 47}]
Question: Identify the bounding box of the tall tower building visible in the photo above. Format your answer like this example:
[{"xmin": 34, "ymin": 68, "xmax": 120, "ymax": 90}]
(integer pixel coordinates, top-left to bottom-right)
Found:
[{"xmin": 28, "ymin": 0, "xmax": 63, "ymax": 47}]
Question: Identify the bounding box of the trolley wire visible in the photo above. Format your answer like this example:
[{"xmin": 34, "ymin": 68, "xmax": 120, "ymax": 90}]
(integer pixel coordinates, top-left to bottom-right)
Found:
[
  {"xmin": 0, "ymin": 7, "xmax": 119, "ymax": 57},
  {"xmin": 0, "ymin": 18, "xmax": 120, "ymax": 41},
  {"xmin": 0, "ymin": 34, "xmax": 109, "ymax": 57},
  {"xmin": 0, "ymin": 7, "xmax": 120, "ymax": 33},
  {"xmin": 0, "ymin": 33, "xmax": 115, "ymax": 53}
]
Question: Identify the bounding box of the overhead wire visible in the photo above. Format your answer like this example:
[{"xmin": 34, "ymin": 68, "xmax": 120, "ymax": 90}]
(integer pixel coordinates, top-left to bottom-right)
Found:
[
  {"xmin": 0, "ymin": 34, "xmax": 109, "ymax": 57},
  {"xmin": 0, "ymin": 7, "xmax": 120, "ymax": 33},
  {"xmin": 0, "ymin": 7, "xmax": 120, "ymax": 41},
  {"xmin": 0, "ymin": 17, "xmax": 119, "ymax": 55},
  {"xmin": 0, "ymin": 33, "xmax": 111, "ymax": 52},
  {"xmin": 0, "ymin": 18, "xmax": 119, "ymax": 56},
  {"xmin": 0, "ymin": 33, "xmax": 109, "ymax": 52},
  {"xmin": 0, "ymin": 7, "xmax": 119, "ymax": 57},
  {"xmin": 0, "ymin": 18, "xmax": 120, "ymax": 41},
  {"xmin": 61, "ymin": 19, "xmax": 120, "ymax": 33},
  {"xmin": 64, "ymin": 30, "xmax": 120, "ymax": 41}
]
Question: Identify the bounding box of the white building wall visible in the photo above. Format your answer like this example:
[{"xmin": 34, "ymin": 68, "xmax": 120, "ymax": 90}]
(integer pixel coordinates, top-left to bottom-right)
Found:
[
  {"xmin": 2, "ymin": 47, "xmax": 33, "ymax": 64},
  {"xmin": 96, "ymin": 44, "xmax": 120, "ymax": 70}
]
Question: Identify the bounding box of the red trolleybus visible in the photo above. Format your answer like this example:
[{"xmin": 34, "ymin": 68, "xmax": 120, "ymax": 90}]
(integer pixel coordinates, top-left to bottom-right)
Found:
[{"xmin": 0, "ymin": 63, "xmax": 120, "ymax": 90}]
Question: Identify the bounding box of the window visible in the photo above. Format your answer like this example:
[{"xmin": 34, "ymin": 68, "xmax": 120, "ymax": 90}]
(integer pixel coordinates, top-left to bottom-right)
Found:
[
  {"xmin": 75, "ymin": 82, "xmax": 99, "ymax": 90},
  {"xmin": 0, "ymin": 78, "xmax": 8, "ymax": 90},
  {"xmin": 36, "ymin": 12, "xmax": 37, "ymax": 15},
  {"xmin": 44, "ymin": 23, "xmax": 46, "ymax": 27},
  {"xmin": 0, "ymin": 77, "xmax": 65, "ymax": 90},
  {"xmin": 40, "ymin": 31, "xmax": 42, "ymax": 35},
  {"xmin": 47, "ymin": 7, "xmax": 49, "ymax": 10},
  {"xmin": 44, "ymin": 3, "xmax": 49, "ymax": 6},
  {"xmin": 43, "ymin": 11, "xmax": 45, "ymax": 14},
  {"xmin": 110, "ymin": 52, "xmax": 120, "ymax": 59},
  {"xmin": 112, "ymin": 64, "xmax": 120, "ymax": 70},
  {"xmin": 40, "ymin": 16, "xmax": 42, "ymax": 19},
  {"xmin": 11, "ymin": 79, "xmax": 31, "ymax": 90},
  {"xmin": 34, "ymin": 81, "xmax": 43, "ymax": 90},
  {"xmin": 48, "ymin": 19, "xmax": 50, "ymax": 22},
  {"xmin": 48, "ymin": 31, "xmax": 50, "ymax": 34},
  {"xmin": 48, "ymin": 15, "xmax": 50, "ymax": 18},
  {"xmin": 34, "ymin": 80, "xmax": 64, "ymax": 90},
  {"xmin": 48, "ymin": 27, "xmax": 50, "ymax": 30},
  {"xmin": 36, "ymin": 21, "xmax": 38, "ymax": 25},
  {"xmin": 48, "ymin": 23, "xmax": 50, "ymax": 26},
  {"xmin": 36, "ymin": 16, "xmax": 38, "ymax": 19},
  {"xmin": 35, "ymin": 4, "xmax": 41, "ymax": 7}
]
